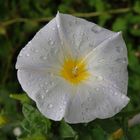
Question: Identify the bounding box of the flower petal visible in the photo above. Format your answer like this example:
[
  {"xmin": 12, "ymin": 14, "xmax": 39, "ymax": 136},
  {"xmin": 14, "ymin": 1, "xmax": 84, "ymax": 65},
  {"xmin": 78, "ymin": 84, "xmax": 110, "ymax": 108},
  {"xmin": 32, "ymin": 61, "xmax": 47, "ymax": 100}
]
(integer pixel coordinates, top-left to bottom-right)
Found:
[
  {"xmin": 17, "ymin": 69, "xmax": 60, "ymax": 100},
  {"xmin": 35, "ymin": 80, "xmax": 71, "ymax": 121},
  {"xmin": 16, "ymin": 17, "xmax": 64, "ymax": 70},
  {"xmin": 87, "ymin": 32, "xmax": 128, "ymax": 95},
  {"xmin": 64, "ymin": 82, "xmax": 129, "ymax": 124},
  {"xmin": 55, "ymin": 13, "xmax": 116, "ymax": 58}
]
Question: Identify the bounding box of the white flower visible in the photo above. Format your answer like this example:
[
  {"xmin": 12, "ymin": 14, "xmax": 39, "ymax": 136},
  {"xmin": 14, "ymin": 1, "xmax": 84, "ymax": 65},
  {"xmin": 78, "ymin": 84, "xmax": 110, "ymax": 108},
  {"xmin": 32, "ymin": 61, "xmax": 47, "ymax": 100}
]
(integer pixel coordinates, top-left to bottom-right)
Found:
[{"xmin": 16, "ymin": 12, "xmax": 129, "ymax": 124}]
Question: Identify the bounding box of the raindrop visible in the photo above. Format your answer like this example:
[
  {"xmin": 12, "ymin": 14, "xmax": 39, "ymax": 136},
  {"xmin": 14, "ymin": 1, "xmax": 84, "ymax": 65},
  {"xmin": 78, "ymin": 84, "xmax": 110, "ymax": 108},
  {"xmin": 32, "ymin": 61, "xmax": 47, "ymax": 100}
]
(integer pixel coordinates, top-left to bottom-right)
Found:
[
  {"xmin": 49, "ymin": 81, "xmax": 54, "ymax": 87},
  {"xmin": 19, "ymin": 53, "xmax": 22, "ymax": 57},
  {"xmin": 91, "ymin": 25, "xmax": 102, "ymax": 33},
  {"xmin": 95, "ymin": 87, "xmax": 99, "ymax": 91},
  {"xmin": 35, "ymin": 49, "xmax": 39, "ymax": 53},
  {"xmin": 41, "ymin": 95, "xmax": 44, "ymax": 99},
  {"xmin": 40, "ymin": 56, "xmax": 47, "ymax": 60},
  {"xmin": 114, "ymin": 92, "xmax": 118, "ymax": 96},
  {"xmin": 45, "ymin": 89, "xmax": 49, "ymax": 93},
  {"xmin": 45, "ymin": 81, "xmax": 48, "ymax": 85},
  {"xmin": 115, "ymin": 57, "xmax": 127, "ymax": 63},
  {"xmin": 48, "ymin": 103, "xmax": 53, "ymax": 109},
  {"xmin": 61, "ymin": 41, "xmax": 64, "ymax": 45},
  {"xmin": 52, "ymin": 27, "xmax": 55, "ymax": 31},
  {"xmin": 48, "ymin": 39, "xmax": 55, "ymax": 46},
  {"xmin": 26, "ymin": 53, "xmax": 30, "ymax": 57},
  {"xmin": 116, "ymin": 46, "xmax": 123, "ymax": 53},
  {"xmin": 63, "ymin": 101, "xmax": 67, "ymax": 106},
  {"xmin": 87, "ymin": 97, "xmax": 92, "ymax": 102},
  {"xmin": 121, "ymin": 94, "xmax": 125, "ymax": 99},
  {"xmin": 59, "ymin": 106, "xmax": 63, "ymax": 112},
  {"xmin": 97, "ymin": 76, "xmax": 103, "ymax": 81},
  {"xmin": 98, "ymin": 59, "xmax": 104, "ymax": 63},
  {"xmin": 57, "ymin": 24, "xmax": 60, "ymax": 28}
]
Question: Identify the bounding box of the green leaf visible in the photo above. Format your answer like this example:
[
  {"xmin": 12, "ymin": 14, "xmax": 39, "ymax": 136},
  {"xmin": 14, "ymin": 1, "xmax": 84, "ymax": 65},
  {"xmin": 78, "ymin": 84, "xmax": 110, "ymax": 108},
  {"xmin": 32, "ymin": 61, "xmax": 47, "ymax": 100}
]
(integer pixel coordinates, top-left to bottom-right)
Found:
[
  {"xmin": 10, "ymin": 93, "xmax": 30, "ymax": 103},
  {"xmin": 59, "ymin": 120, "xmax": 76, "ymax": 138},
  {"xmin": 91, "ymin": 125, "xmax": 107, "ymax": 140},
  {"xmin": 112, "ymin": 17, "xmax": 127, "ymax": 31},
  {"xmin": 18, "ymin": 132, "xmax": 47, "ymax": 140},
  {"xmin": 22, "ymin": 103, "xmax": 51, "ymax": 134},
  {"xmin": 133, "ymin": 0, "xmax": 140, "ymax": 14}
]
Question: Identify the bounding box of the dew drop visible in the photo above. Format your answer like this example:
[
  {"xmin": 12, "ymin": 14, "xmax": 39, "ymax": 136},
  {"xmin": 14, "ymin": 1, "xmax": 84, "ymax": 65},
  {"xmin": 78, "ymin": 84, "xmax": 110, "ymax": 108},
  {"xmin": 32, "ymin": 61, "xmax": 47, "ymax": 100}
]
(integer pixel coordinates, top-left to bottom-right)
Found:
[
  {"xmin": 48, "ymin": 39, "xmax": 55, "ymax": 46},
  {"xmin": 57, "ymin": 24, "xmax": 60, "ymax": 28},
  {"xmin": 26, "ymin": 53, "xmax": 30, "ymax": 57},
  {"xmin": 45, "ymin": 89, "xmax": 49, "ymax": 93},
  {"xmin": 121, "ymin": 94, "xmax": 125, "ymax": 99},
  {"xmin": 116, "ymin": 46, "xmax": 123, "ymax": 53},
  {"xmin": 95, "ymin": 87, "xmax": 99, "ymax": 91},
  {"xmin": 98, "ymin": 59, "xmax": 104, "ymax": 63},
  {"xmin": 40, "ymin": 56, "xmax": 47, "ymax": 60},
  {"xmin": 91, "ymin": 25, "xmax": 102, "ymax": 33},
  {"xmin": 35, "ymin": 49, "xmax": 39, "ymax": 53},
  {"xmin": 115, "ymin": 58, "xmax": 127, "ymax": 63},
  {"xmin": 45, "ymin": 81, "xmax": 48, "ymax": 85},
  {"xmin": 41, "ymin": 95, "xmax": 44, "ymax": 99},
  {"xmin": 48, "ymin": 103, "xmax": 53, "ymax": 109},
  {"xmin": 52, "ymin": 27, "xmax": 55, "ymax": 31},
  {"xmin": 97, "ymin": 76, "xmax": 103, "ymax": 81},
  {"xmin": 19, "ymin": 53, "xmax": 22, "ymax": 57},
  {"xmin": 61, "ymin": 41, "xmax": 64, "ymax": 45}
]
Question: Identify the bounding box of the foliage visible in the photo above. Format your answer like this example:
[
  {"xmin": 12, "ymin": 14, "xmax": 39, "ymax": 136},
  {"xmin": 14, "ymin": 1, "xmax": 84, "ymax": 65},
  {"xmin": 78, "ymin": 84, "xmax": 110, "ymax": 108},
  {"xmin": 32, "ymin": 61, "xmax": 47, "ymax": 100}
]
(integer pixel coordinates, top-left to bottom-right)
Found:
[{"xmin": 0, "ymin": 0, "xmax": 140, "ymax": 139}]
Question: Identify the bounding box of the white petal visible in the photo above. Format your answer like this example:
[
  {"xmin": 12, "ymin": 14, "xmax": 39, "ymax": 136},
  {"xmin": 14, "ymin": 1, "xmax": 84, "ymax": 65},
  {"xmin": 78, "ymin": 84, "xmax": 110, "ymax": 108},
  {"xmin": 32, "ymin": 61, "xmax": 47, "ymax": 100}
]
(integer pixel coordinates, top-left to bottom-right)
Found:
[
  {"xmin": 55, "ymin": 13, "xmax": 116, "ymax": 58},
  {"xmin": 64, "ymin": 82, "xmax": 129, "ymax": 124},
  {"xmin": 17, "ymin": 69, "xmax": 60, "ymax": 100},
  {"xmin": 35, "ymin": 80, "xmax": 71, "ymax": 121},
  {"xmin": 16, "ymin": 17, "xmax": 64, "ymax": 70},
  {"xmin": 87, "ymin": 32, "xmax": 128, "ymax": 95}
]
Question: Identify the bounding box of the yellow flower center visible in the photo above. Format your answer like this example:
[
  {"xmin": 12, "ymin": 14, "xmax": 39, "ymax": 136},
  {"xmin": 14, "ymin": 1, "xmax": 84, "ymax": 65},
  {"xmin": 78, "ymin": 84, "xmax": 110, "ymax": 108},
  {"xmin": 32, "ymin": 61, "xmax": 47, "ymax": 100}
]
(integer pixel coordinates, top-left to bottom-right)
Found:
[{"xmin": 60, "ymin": 58, "xmax": 90, "ymax": 84}]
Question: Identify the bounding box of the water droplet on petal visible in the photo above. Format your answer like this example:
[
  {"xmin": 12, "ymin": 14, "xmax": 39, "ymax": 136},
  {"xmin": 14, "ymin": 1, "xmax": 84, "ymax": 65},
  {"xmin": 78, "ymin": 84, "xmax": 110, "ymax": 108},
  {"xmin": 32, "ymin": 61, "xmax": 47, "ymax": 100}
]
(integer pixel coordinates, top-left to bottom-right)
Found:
[
  {"xmin": 116, "ymin": 46, "xmax": 123, "ymax": 53},
  {"xmin": 26, "ymin": 53, "xmax": 30, "ymax": 57},
  {"xmin": 52, "ymin": 27, "xmax": 55, "ymax": 31},
  {"xmin": 115, "ymin": 57, "xmax": 127, "ymax": 63},
  {"xmin": 19, "ymin": 53, "xmax": 22, "ymax": 57},
  {"xmin": 48, "ymin": 39, "xmax": 55, "ymax": 46},
  {"xmin": 57, "ymin": 24, "xmax": 60, "ymax": 28},
  {"xmin": 98, "ymin": 59, "xmax": 104, "ymax": 63},
  {"xmin": 97, "ymin": 76, "xmax": 103, "ymax": 81},
  {"xmin": 40, "ymin": 56, "xmax": 47, "ymax": 60},
  {"xmin": 45, "ymin": 89, "xmax": 49, "ymax": 93},
  {"xmin": 41, "ymin": 95, "xmax": 44, "ymax": 99},
  {"xmin": 95, "ymin": 87, "xmax": 99, "ymax": 91},
  {"xmin": 48, "ymin": 103, "xmax": 53, "ymax": 109},
  {"xmin": 121, "ymin": 94, "xmax": 125, "ymax": 99},
  {"xmin": 35, "ymin": 49, "xmax": 39, "ymax": 53},
  {"xmin": 91, "ymin": 25, "xmax": 102, "ymax": 33}
]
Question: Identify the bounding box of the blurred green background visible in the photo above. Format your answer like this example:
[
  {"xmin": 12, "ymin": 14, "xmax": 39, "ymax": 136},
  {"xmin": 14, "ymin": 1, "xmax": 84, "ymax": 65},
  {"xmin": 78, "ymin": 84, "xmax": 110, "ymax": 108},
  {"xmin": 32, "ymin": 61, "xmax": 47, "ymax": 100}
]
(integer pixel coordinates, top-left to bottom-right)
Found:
[{"xmin": 0, "ymin": 0, "xmax": 140, "ymax": 140}]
